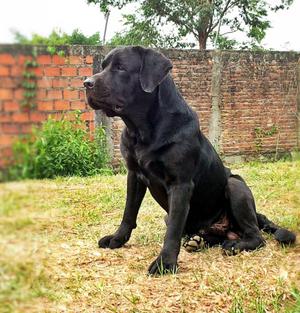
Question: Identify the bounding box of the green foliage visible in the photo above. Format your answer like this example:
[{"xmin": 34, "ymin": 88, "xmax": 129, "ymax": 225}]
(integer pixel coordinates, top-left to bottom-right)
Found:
[
  {"xmin": 212, "ymin": 33, "xmax": 239, "ymax": 50},
  {"xmin": 87, "ymin": 0, "xmax": 294, "ymax": 50},
  {"xmin": 108, "ymin": 14, "xmax": 195, "ymax": 48},
  {"xmin": 21, "ymin": 52, "xmax": 38, "ymax": 110},
  {"xmin": 13, "ymin": 28, "xmax": 102, "ymax": 56},
  {"xmin": 287, "ymin": 288, "xmax": 300, "ymax": 313},
  {"xmin": 7, "ymin": 112, "xmax": 111, "ymax": 180},
  {"xmin": 254, "ymin": 125, "xmax": 278, "ymax": 153},
  {"xmin": 13, "ymin": 29, "xmax": 102, "ymax": 46}
]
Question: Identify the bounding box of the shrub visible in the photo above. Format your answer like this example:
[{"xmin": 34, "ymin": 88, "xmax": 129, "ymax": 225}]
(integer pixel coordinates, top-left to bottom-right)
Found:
[
  {"xmin": 13, "ymin": 29, "xmax": 102, "ymax": 46},
  {"xmin": 7, "ymin": 112, "xmax": 112, "ymax": 180}
]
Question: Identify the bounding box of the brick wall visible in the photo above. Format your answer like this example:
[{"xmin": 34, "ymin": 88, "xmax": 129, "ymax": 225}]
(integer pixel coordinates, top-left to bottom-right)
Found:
[
  {"xmin": 219, "ymin": 52, "xmax": 299, "ymax": 158},
  {"xmin": 109, "ymin": 49, "xmax": 300, "ymax": 165},
  {"xmin": 0, "ymin": 45, "xmax": 95, "ymax": 168},
  {"xmin": 0, "ymin": 45, "xmax": 299, "ymax": 169}
]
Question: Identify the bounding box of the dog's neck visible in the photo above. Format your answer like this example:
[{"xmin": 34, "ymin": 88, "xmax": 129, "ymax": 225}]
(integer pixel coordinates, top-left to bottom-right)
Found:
[
  {"xmin": 122, "ymin": 75, "xmax": 196, "ymax": 145},
  {"xmin": 121, "ymin": 91, "xmax": 157, "ymax": 144}
]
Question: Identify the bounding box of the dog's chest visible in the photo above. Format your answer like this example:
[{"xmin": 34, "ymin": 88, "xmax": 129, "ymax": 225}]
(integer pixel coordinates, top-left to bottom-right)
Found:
[{"xmin": 130, "ymin": 145, "xmax": 168, "ymax": 186}]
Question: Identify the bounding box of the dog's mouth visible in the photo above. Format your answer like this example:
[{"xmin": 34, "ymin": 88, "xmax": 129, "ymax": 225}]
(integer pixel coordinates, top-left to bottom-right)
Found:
[{"xmin": 87, "ymin": 96, "xmax": 123, "ymax": 117}]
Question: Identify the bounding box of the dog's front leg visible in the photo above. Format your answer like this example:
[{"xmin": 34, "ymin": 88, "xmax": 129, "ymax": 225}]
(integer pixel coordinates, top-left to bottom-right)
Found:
[
  {"xmin": 148, "ymin": 182, "xmax": 194, "ymax": 275},
  {"xmin": 98, "ymin": 170, "xmax": 147, "ymax": 249}
]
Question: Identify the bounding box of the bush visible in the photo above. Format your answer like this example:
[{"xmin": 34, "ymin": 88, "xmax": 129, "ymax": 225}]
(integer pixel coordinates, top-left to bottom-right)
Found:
[
  {"xmin": 7, "ymin": 112, "xmax": 112, "ymax": 180},
  {"xmin": 13, "ymin": 29, "xmax": 101, "ymax": 46}
]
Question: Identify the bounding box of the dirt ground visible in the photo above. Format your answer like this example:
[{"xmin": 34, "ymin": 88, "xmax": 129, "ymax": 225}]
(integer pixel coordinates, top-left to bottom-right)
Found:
[{"xmin": 0, "ymin": 161, "xmax": 299, "ymax": 312}]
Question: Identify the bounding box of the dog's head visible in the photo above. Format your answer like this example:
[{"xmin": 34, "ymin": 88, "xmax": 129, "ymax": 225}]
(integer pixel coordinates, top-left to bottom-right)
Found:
[{"xmin": 84, "ymin": 46, "xmax": 172, "ymax": 117}]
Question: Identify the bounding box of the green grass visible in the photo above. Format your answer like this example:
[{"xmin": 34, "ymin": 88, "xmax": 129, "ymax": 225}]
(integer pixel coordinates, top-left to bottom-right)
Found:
[{"xmin": 0, "ymin": 160, "xmax": 299, "ymax": 313}]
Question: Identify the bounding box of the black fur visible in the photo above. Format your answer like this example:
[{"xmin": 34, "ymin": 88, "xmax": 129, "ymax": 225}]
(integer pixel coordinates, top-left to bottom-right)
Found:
[
  {"xmin": 257, "ymin": 213, "xmax": 296, "ymax": 245},
  {"xmin": 84, "ymin": 46, "xmax": 296, "ymax": 275}
]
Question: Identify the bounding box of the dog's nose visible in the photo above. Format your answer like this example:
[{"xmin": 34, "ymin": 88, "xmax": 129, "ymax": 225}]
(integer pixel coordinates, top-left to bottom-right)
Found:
[{"xmin": 83, "ymin": 77, "xmax": 95, "ymax": 89}]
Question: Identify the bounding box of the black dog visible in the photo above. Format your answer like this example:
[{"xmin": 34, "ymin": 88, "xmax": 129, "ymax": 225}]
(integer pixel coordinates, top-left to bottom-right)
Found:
[{"xmin": 84, "ymin": 46, "xmax": 296, "ymax": 275}]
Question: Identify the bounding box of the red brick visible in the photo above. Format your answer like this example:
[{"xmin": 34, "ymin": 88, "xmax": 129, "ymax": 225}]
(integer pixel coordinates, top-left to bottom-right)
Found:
[
  {"xmin": 4, "ymin": 101, "xmax": 19, "ymax": 112},
  {"xmin": 52, "ymin": 55, "xmax": 66, "ymax": 65},
  {"xmin": 1, "ymin": 147, "xmax": 13, "ymax": 158},
  {"xmin": 37, "ymin": 55, "xmax": 52, "ymax": 64},
  {"xmin": 20, "ymin": 124, "xmax": 32, "ymax": 133},
  {"xmin": 37, "ymin": 78, "xmax": 52, "ymax": 88},
  {"xmin": 30, "ymin": 112, "xmax": 45, "ymax": 122},
  {"xmin": 48, "ymin": 90, "xmax": 63, "ymax": 100},
  {"xmin": 2, "ymin": 123, "xmax": 20, "ymax": 134},
  {"xmin": 0, "ymin": 77, "xmax": 15, "ymax": 88},
  {"xmin": 11, "ymin": 65, "xmax": 22, "ymax": 76},
  {"xmin": 70, "ymin": 100, "xmax": 86, "ymax": 110},
  {"xmin": 18, "ymin": 55, "xmax": 30, "ymax": 65},
  {"xmin": 0, "ymin": 135, "xmax": 14, "ymax": 145},
  {"xmin": 37, "ymin": 89, "xmax": 47, "ymax": 100},
  {"xmin": 69, "ymin": 56, "xmax": 82, "ymax": 64},
  {"xmin": 64, "ymin": 113, "xmax": 77, "ymax": 121},
  {"xmin": 63, "ymin": 90, "xmax": 78, "ymax": 100},
  {"xmin": 54, "ymin": 100, "xmax": 70, "ymax": 110},
  {"xmin": 37, "ymin": 101, "xmax": 53, "ymax": 111},
  {"xmin": 50, "ymin": 112, "xmax": 63, "ymax": 121},
  {"xmin": 0, "ymin": 66, "xmax": 10, "ymax": 76},
  {"xmin": 12, "ymin": 112, "xmax": 29, "ymax": 122},
  {"xmin": 70, "ymin": 78, "xmax": 84, "ymax": 88},
  {"xmin": 62, "ymin": 67, "xmax": 77, "ymax": 76},
  {"xmin": 81, "ymin": 111, "xmax": 94, "ymax": 121},
  {"xmin": 79, "ymin": 90, "xmax": 86, "ymax": 100},
  {"xmin": 78, "ymin": 67, "xmax": 92, "ymax": 76},
  {"xmin": 85, "ymin": 56, "xmax": 93, "ymax": 64},
  {"xmin": 88, "ymin": 120, "xmax": 95, "ymax": 132},
  {"xmin": 52, "ymin": 79, "xmax": 69, "ymax": 88},
  {"xmin": 44, "ymin": 67, "xmax": 61, "ymax": 76},
  {"xmin": 0, "ymin": 54, "xmax": 15, "ymax": 65},
  {"xmin": 14, "ymin": 89, "xmax": 24, "ymax": 100},
  {"xmin": 0, "ymin": 89, "xmax": 13, "ymax": 100},
  {"xmin": 0, "ymin": 113, "xmax": 12, "ymax": 122},
  {"xmin": 32, "ymin": 67, "xmax": 43, "ymax": 76}
]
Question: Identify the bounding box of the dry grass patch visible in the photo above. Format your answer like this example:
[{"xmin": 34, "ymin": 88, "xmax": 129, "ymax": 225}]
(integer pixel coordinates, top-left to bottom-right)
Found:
[{"xmin": 0, "ymin": 161, "xmax": 299, "ymax": 313}]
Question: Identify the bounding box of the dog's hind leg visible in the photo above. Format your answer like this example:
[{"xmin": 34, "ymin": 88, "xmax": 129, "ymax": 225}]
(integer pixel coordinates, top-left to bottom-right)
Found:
[
  {"xmin": 257, "ymin": 213, "xmax": 296, "ymax": 245},
  {"xmin": 222, "ymin": 175, "xmax": 265, "ymax": 255}
]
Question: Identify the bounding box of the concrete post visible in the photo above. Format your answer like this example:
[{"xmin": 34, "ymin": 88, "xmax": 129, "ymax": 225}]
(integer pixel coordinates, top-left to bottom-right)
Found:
[{"xmin": 208, "ymin": 50, "xmax": 222, "ymax": 153}]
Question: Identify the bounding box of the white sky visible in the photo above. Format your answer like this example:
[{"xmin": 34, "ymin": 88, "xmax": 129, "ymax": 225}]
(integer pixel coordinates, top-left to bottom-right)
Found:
[{"xmin": 0, "ymin": 0, "xmax": 299, "ymax": 51}]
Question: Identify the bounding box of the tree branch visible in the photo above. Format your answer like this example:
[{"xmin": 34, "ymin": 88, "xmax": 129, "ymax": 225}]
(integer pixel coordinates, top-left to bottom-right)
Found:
[
  {"xmin": 208, "ymin": 0, "xmax": 238, "ymax": 33},
  {"xmin": 220, "ymin": 29, "xmax": 238, "ymax": 36}
]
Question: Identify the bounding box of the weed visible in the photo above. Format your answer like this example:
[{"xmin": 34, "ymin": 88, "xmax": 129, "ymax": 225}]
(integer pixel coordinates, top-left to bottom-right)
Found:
[
  {"xmin": 286, "ymin": 288, "xmax": 300, "ymax": 313},
  {"xmin": 5, "ymin": 112, "xmax": 112, "ymax": 180},
  {"xmin": 229, "ymin": 296, "xmax": 245, "ymax": 313}
]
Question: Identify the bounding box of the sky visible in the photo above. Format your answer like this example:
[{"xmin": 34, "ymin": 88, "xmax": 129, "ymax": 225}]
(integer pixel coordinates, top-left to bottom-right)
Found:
[{"xmin": 0, "ymin": 0, "xmax": 300, "ymax": 51}]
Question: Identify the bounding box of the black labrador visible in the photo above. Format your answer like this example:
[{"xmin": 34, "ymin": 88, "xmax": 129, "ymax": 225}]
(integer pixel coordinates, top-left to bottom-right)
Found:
[{"xmin": 84, "ymin": 46, "xmax": 296, "ymax": 275}]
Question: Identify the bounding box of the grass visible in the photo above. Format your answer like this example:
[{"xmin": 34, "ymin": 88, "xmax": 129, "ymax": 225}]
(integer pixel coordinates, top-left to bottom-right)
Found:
[{"xmin": 0, "ymin": 160, "xmax": 299, "ymax": 313}]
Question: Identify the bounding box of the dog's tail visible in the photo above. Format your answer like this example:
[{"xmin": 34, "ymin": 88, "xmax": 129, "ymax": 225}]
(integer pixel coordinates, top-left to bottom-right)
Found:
[{"xmin": 257, "ymin": 213, "xmax": 296, "ymax": 245}]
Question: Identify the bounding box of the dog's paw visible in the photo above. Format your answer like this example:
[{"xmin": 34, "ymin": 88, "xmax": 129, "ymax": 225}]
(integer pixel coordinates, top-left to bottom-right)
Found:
[
  {"xmin": 98, "ymin": 235, "xmax": 126, "ymax": 249},
  {"xmin": 183, "ymin": 235, "xmax": 205, "ymax": 252},
  {"xmin": 148, "ymin": 255, "xmax": 178, "ymax": 276},
  {"xmin": 222, "ymin": 240, "xmax": 241, "ymax": 255}
]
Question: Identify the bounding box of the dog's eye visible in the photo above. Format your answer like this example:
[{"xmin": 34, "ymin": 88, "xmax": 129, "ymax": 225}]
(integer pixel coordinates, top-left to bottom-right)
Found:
[{"xmin": 116, "ymin": 64, "xmax": 126, "ymax": 71}]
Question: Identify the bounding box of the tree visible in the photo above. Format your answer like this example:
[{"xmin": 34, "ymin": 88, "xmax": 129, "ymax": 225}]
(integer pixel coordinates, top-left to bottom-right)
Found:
[
  {"xmin": 87, "ymin": 0, "xmax": 294, "ymax": 50},
  {"xmin": 108, "ymin": 14, "xmax": 195, "ymax": 48}
]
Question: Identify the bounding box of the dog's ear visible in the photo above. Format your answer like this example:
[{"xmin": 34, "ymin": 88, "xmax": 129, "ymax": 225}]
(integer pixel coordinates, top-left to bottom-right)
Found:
[{"xmin": 139, "ymin": 48, "xmax": 173, "ymax": 93}]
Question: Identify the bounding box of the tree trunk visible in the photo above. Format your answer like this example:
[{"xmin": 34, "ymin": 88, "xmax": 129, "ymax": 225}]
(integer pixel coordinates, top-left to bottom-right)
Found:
[{"xmin": 198, "ymin": 32, "xmax": 208, "ymax": 50}]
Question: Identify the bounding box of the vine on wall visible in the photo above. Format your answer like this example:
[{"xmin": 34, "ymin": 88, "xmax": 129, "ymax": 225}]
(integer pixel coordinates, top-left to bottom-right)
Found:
[
  {"xmin": 21, "ymin": 49, "xmax": 39, "ymax": 110},
  {"xmin": 254, "ymin": 125, "xmax": 278, "ymax": 153}
]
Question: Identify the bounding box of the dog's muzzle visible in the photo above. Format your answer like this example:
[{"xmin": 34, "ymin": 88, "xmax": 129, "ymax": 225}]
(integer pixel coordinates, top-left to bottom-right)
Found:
[{"xmin": 83, "ymin": 77, "xmax": 95, "ymax": 89}]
